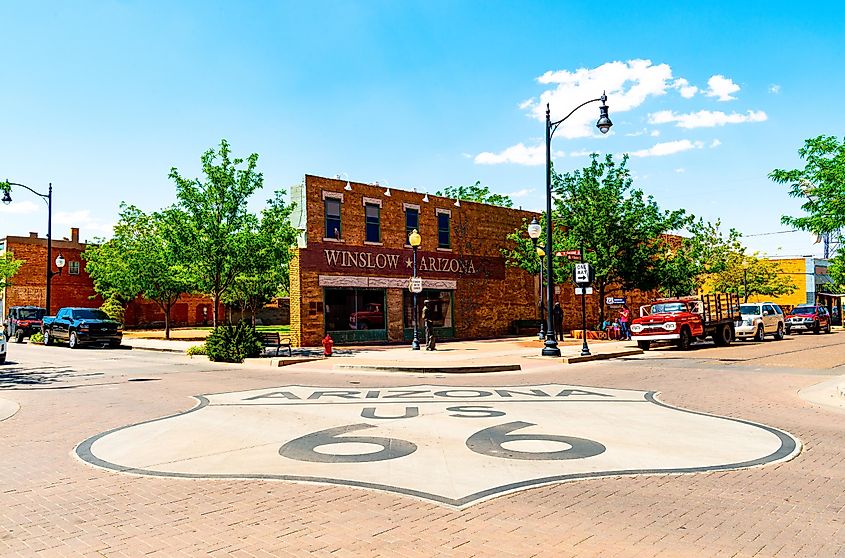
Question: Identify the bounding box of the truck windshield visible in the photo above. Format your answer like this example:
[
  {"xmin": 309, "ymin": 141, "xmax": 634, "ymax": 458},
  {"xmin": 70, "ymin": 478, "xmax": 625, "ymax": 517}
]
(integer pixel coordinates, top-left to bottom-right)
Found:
[
  {"xmin": 72, "ymin": 309, "xmax": 111, "ymax": 320},
  {"xmin": 651, "ymin": 303, "xmax": 687, "ymax": 313},
  {"xmin": 740, "ymin": 304, "xmax": 762, "ymax": 315},
  {"xmin": 18, "ymin": 309, "xmax": 46, "ymax": 320}
]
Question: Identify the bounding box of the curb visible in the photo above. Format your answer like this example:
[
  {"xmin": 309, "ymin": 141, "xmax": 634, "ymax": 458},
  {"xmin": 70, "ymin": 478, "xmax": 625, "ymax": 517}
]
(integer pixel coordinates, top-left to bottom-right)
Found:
[
  {"xmin": 124, "ymin": 345, "xmax": 186, "ymax": 354},
  {"xmin": 332, "ymin": 363, "xmax": 522, "ymax": 374}
]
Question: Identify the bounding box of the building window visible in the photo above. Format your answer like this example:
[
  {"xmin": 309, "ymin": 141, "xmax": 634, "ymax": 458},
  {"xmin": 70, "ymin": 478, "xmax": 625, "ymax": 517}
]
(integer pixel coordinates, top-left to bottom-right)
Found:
[
  {"xmin": 365, "ymin": 203, "xmax": 380, "ymax": 243},
  {"xmin": 325, "ymin": 198, "xmax": 341, "ymax": 240},
  {"xmin": 405, "ymin": 207, "xmax": 419, "ymax": 239},
  {"xmin": 325, "ymin": 288, "xmax": 386, "ymax": 331},
  {"xmin": 69, "ymin": 261, "xmax": 80, "ymax": 275},
  {"xmin": 437, "ymin": 212, "xmax": 450, "ymax": 248}
]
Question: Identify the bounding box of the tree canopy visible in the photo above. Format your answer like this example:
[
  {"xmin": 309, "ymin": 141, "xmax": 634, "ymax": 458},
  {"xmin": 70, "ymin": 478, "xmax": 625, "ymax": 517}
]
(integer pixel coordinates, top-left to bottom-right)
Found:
[
  {"xmin": 0, "ymin": 251, "xmax": 24, "ymax": 292},
  {"xmin": 436, "ymin": 181, "xmax": 513, "ymax": 208}
]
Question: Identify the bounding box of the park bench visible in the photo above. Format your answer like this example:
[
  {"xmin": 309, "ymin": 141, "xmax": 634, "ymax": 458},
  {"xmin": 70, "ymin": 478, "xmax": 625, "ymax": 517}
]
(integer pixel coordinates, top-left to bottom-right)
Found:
[
  {"xmin": 511, "ymin": 319, "xmax": 540, "ymax": 335},
  {"xmin": 260, "ymin": 331, "xmax": 292, "ymax": 357}
]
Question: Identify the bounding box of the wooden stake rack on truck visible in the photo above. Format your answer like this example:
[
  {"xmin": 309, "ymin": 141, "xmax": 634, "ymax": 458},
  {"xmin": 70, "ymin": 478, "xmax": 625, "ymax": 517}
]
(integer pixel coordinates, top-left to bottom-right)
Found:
[{"xmin": 630, "ymin": 293, "xmax": 741, "ymax": 350}]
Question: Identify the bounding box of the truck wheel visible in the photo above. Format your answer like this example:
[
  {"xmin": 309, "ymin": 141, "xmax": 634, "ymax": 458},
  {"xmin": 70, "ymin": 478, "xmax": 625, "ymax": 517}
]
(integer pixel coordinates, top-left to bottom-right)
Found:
[
  {"xmin": 677, "ymin": 327, "xmax": 692, "ymax": 350},
  {"xmin": 754, "ymin": 325, "xmax": 765, "ymax": 342},
  {"xmin": 825, "ymin": 322, "xmax": 831, "ymax": 334},
  {"xmin": 813, "ymin": 322, "xmax": 821, "ymax": 334},
  {"xmin": 43, "ymin": 331, "xmax": 52, "ymax": 346},
  {"xmin": 774, "ymin": 323, "xmax": 784, "ymax": 341},
  {"xmin": 358, "ymin": 322, "xmax": 369, "ymax": 330},
  {"xmin": 69, "ymin": 332, "xmax": 80, "ymax": 349},
  {"xmin": 637, "ymin": 340, "xmax": 650, "ymax": 351},
  {"xmin": 713, "ymin": 324, "xmax": 733, "ymax": 346},
  {"xmin": 15, "ymin": 330, "xmax": 24, "ymax": 343}
]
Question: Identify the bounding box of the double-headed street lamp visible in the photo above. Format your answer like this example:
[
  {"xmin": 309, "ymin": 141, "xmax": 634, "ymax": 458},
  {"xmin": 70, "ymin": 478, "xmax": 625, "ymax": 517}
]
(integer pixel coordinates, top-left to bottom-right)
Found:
[
  {"xmin": 409, "ymin": 228, "xmax": 422, "ymax": 350},
  {"xmin": 2, "ymin": 181, "xmax": 65, "ymax": 314},
  {"xmin": 541, "ymin": 93, "xmax": 612, "ymax": 356}
]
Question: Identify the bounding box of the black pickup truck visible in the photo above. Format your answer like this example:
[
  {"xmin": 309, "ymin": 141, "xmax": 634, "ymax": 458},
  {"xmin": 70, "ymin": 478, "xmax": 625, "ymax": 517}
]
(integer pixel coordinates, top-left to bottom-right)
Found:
[{"xmin": 41, "ymin": 307, "xmax": 123, "ymax": 349}]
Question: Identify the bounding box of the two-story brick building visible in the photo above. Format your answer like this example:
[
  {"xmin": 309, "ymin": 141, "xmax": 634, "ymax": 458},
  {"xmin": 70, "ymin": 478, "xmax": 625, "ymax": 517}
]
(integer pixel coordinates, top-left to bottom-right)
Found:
[{"xmin": 288, "ymin": 175, "xmax": 538, "ymax": 347}]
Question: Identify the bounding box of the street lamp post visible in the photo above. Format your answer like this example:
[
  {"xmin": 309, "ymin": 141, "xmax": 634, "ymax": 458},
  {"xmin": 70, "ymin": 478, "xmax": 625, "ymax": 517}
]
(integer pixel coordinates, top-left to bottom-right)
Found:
[
  {"xmin": 527, "ymin": 217, "xmax": 545, "ymax": 339},
  {"xmin": 538, "ymin": 247, "xmax": 546, "ymax": 339},
  {"xmin": 542, "ymin": 93, "xmax": 612, "ymax": 356},
  {"xmin": 409, "ymin": 229, "xmax": 422, "ymax": 350},
  {"xmin": 1, "ymin": 180, "xmax": 62, "ymax": 314}
]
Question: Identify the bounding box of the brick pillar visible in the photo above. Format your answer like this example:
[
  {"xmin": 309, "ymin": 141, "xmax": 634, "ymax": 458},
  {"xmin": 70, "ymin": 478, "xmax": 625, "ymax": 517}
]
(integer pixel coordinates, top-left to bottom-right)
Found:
[
  {"xmin": 386, "ymin": 288, "xmax": 404, "ymax": 342},
  {"xmin": 289, "ymin": 248, "xmax": 302, "ymax": 347}
]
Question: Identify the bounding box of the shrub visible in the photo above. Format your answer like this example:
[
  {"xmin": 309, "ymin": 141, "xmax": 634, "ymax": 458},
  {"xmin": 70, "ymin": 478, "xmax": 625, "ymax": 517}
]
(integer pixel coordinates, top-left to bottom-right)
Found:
[
  {"xmin": 100, "ymin": 296, "xmax": 126, "ymax": 323},
  {"xmin": 205, "ymin": 322, "xmax": 262, "ymax": 363},
  {"xmin": 29, "ymin": 332, "xmax": 45, "ymax": 344},
  {"xmin": 186, "ymin": 344, "xmax": 207, "ymax": 357}
]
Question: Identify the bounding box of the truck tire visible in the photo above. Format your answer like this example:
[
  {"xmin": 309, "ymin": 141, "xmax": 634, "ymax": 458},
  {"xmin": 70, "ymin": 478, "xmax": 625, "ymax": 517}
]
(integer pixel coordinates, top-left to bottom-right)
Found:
[
  {"xmin": 813, "ymin": 321, "xmax": 820, "ymax": 334},
  {"xmin": 754, "ymin": 325, "xmax": 765, "ymax": 342},
  {"xmin": 713, "ymin": 324, "xmax": 733, "ymax": 346},
  {"xmin": 774, "ymin": 323, "xmax": 784, "ymax": 341},
  {"xmin": 677, "ymin": 327, "xmax": 692, "ymax": 350},
  {"xmin": 43, "ymin": 331, "xmax": 52, "ymax": 345},
  {"xmin": 825, "ymin": 322, "xmax": 831, "ymax": 334},
  {"xmin": 15, "ymin": 330, "xmax": 24, "ymax": 343},
  {"xmin": 637, "ymin": 340, "xmax": 651, "ymax": 351},
  {"xmin": 69, "ymin": 331, "xmax": 80, "ymax": 349}
]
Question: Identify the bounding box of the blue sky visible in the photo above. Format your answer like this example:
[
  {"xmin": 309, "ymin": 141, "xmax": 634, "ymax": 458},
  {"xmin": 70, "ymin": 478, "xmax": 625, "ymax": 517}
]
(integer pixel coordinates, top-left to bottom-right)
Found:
[{"xmin": 2, "ymin": 1, "xmax": 843, "ymax": 258}]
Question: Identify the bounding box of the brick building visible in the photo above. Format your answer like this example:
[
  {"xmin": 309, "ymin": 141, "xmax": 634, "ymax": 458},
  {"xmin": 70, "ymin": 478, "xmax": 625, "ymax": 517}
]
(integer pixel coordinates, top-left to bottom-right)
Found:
[
  {"xmin": 289, "ymin": 175, "xmax": 538, "ymax": 346},
  {"xmin": 0, "ymin": 227, "xmax": 218, "ymax": 327}
]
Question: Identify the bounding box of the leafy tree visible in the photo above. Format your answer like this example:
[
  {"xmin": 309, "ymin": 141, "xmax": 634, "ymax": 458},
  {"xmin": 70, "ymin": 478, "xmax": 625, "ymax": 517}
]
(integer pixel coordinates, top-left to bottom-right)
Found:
[
  {"xmin": 829, "ymin": 253, "xmax": 845, "ymax": 291},
  {"xmin": 166, "ymin": 139, "xmax": 266, "ymax": 328},
  {"xmin": 0, "ymin": 251, "xmax": 24, "ymax": 291},
  {"xmin": 769, "ymin": 135, "xmax": 845, "ymax": 238},
  {"xmin": 436, "ymin": 181, "xmax": 513, "ymax": 208},
  {"xmin": 223, "ymin": 192, "xmax": 299, "ymax": 324},
  {"xmin": 505, "ymin": 155, "xmax": 689, "ymax": 326},
  {"xmin": 84, "ymin": 204, "xmax": 192, "ymax": 339},
  {"xmin": 709, "ymin": 252, "xmax": 797, "ymax": 302}
]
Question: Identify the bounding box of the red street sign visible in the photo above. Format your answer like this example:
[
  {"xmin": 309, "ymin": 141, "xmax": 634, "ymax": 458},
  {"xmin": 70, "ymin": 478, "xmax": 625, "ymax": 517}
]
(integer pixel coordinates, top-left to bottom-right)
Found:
[
  {"xmin": 566, "ymin": 255, "xmax": 581, "ymax": 261},
  {"xmin": 555, "ymin": 250, "xmax": 581, "ymax": 257}
]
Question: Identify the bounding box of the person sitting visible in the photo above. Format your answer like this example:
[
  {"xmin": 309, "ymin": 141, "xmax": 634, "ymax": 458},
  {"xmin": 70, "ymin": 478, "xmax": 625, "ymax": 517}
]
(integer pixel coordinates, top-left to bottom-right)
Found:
[{"xmin": 610, "ymin": 319, "xmax": 621, "ymax": 340}]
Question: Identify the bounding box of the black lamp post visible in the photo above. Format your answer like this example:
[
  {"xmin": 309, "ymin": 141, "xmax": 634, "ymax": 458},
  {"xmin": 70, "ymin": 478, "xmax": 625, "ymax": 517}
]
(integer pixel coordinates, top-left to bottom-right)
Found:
[
  {"xmin": 409, "ymin": 228, "xmax": 422, "ymax": 350},
  {"xmin": 1, "ymin": 180, "xmax": 62, "ymax": 315},
  {"xmin": 542, "ymin": 93, "xmax": 612, "ymax": 356},
  {"xmin": 537, "ymin": 246, "xmax": 547, "ymax": 339},
  {"xmin": 527, "ymin": 217, "xmax": 545, "ymax": 339}
]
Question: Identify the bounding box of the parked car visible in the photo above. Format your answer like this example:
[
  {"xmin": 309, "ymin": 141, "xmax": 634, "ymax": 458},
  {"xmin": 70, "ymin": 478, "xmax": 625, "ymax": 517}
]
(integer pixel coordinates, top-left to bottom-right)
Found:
[
  {"xmin": 0, "ymin": 331, "xmax": 6, "ymax": 363},
  {"xmin": 4, "ymin": 306, "xmax": 47, "ymax": 343},
  {"xmin": 630, "ymin": 293, "xmax": 740, "ymax": 350},
  {"xmin": 785, "ymin": 304, "xmax": 832, "ymax": 334},
  {"xmin": 41, "ymin": 307, "xmax": 123, "ymax": 348},
  {"xmin": 735, "ymin": 302, "xmax": 785, "ymax": 341}
]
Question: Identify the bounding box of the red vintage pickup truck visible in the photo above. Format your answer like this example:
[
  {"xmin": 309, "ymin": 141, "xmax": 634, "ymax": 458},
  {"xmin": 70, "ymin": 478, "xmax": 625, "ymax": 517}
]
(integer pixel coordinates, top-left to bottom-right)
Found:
[
  {"xmin": 348, "ymin": 303, "xmax": 385, "ymax": 330},
  {"xmin": 630, "ymin": 294, "xmax": 740, "ymax": 350}
]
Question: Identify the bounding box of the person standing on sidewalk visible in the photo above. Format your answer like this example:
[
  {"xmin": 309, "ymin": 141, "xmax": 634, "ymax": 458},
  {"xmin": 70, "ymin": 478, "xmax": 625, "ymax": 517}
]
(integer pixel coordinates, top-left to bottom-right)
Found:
[
  {"xmin": 552, "ymin": 302, "xmax": 564, "ymax": 341},
  {"xmin": 619, "ymin": 304, "xmax": 631, "ymax": 340}
]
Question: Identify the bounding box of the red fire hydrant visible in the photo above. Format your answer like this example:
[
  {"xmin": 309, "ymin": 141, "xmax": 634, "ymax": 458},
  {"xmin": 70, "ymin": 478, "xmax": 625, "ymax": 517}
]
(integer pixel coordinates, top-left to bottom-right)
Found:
[{"xmin": 322, "ymin": 334, "xmax": 334, "ymax": 357}]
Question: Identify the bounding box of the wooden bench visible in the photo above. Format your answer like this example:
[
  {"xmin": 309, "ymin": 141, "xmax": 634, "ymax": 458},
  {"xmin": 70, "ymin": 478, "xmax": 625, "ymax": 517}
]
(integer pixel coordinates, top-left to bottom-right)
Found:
[
  {"xmin": 511, "ymin": 319, "xmax": 540, "ymax": 335},
  {"xmin": 259, "ymin": 332, "xmax": 291, "ymax": 357}
]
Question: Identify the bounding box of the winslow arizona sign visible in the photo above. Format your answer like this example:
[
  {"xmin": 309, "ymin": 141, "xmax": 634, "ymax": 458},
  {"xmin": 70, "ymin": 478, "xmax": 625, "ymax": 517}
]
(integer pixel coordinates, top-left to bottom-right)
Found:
[{"xmin": 76, "ymin": 384, "xmax": 800, "ymax": 508}]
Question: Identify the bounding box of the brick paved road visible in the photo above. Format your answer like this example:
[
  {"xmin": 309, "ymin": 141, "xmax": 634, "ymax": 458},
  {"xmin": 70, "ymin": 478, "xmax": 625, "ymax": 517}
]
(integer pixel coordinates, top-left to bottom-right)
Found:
[{"xmin": 1, "ymin": 335, "xmax": 843, "ymax": 557}]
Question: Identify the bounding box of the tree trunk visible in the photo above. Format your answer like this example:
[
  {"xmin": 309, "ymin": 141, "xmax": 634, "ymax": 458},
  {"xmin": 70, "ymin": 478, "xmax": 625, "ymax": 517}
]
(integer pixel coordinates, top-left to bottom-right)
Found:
[
  {"xmin": 212, "ymin": 293, "xmax": 220, "ymax": 328},
  {"xmin": 598, "ymin": 282, "xmax": 607, "ymax": 326},
  {"xmin": 164, "ymin": 305, "xmax": 171, "ymax": 340}
]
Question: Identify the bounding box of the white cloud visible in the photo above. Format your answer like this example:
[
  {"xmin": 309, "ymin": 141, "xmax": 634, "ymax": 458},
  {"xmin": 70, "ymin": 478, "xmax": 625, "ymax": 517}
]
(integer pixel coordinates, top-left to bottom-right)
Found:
[
  {"xmin": 648, "ymin": 109, "xmax": 767, "ymax": 128},
  {"xmin": 672, "ymin": 78, "xmax": 699, "ymax": 99},
  {"xmin": 518, "ymin": 98, "xmax": 535, "ymax": 110},
  {"xmin": 524, "ymin": 59, "xmax": 677, "ymax": 138},
  {"xmin": 769, "ymin": 84, "xmax": 781, "ymax": 94},
  {"xmin": 650, "ymin": 129, "xmax": 661, "ymax": 137},
  {"xmin": 705, "ymin": 75, "xmax": 740, "ymax": 101},
  {"xmin": 0, "ymin": 200, "xmax": 40, "ymax": 215},
  {"xmin": 506, "ymin": 188, "xmax": 535, "ymax": 198},
  {"xmin": 675, "ymin": 168, "xmax": 686, "ymax": 173},
  {"xmin": 475, "ymin": 143, "xmax": 551, "ymax": 166},
  {"xmin": 569, "ymin": 149, "xmax": 596, "ymax": 157},
  {"xmin": 710, "ymin": 139, "xmax": 722, "ymax": 148},
  {"xmin": 54, "ymin": 210, "xmax": 114, "ymax": 238},
  {"xmin": 628, "ymin": 139, "xmax": 704, "ymax": 158}
]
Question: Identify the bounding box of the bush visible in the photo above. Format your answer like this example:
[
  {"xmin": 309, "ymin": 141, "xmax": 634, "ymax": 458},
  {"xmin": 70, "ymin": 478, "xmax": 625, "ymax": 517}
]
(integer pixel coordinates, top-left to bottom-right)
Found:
[
  {"xmin": 100, "ymin": 296, "xmax": 126, "ymax": 323},
  {"xmin": 205, "ymin": 322, "xmax": 262, "ymax": 363},
  {"xmin": 186, "ymin": 344, "xmax": 207, "ymax": 357},
  {"xmin": 29, "ymin": 332, "xmax": 44, "ymax": 344}
]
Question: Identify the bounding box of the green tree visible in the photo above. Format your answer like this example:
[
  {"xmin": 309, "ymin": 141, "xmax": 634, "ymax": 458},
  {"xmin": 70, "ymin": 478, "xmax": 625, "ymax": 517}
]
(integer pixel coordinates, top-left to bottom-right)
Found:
[
  {"xmin": 436, "ymin": 181, "xmax": 513, "ymax": 208},
  {"xmin": 769, "ymin": 135, "xmax": 845, "ymax": 238},
  {"xmin": 166, "ymin": 139, "xmax": 266, "ymax": 328},
  {"xmin": 223, "ymin": 191, "xmax": 298, "ymax": 324},
  {"xmin": 504, "ymin": 155, "xmax": 689, "ymax": 326},
  {"xmin": 710, "ymin": 252, "xmax": 797, "ymax": 302},
  {"xmin": 84, "ymin": 204, "xmax": 193, "ymax": 339},
  {"xmin": 0, "ymin": 252, "xmax": 24, "ymax": 291}
]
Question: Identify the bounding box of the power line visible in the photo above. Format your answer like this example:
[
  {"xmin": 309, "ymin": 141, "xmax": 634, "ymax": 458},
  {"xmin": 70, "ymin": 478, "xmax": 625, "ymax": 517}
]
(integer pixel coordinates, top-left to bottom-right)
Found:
[{"xmin": 745, "ymin": 229, "xmax": 798, "ymax": 237}]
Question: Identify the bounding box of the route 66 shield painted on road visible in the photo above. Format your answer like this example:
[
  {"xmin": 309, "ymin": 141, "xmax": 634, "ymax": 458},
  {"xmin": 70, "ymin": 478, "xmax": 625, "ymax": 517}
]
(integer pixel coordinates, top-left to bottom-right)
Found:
[{"xmin": 77, "ymin": 384, "xmax": 800, "ymax": 507}]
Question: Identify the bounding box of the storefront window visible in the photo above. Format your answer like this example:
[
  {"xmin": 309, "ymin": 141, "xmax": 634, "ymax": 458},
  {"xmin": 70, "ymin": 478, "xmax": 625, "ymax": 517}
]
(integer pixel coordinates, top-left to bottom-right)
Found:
[
  {"xmin": 325, "ymin": 288, "xmax": 386, "ymax": 331},
  {"xmin": 404, "ymin": 289, "xmax": 453, "ymax": 328}
]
